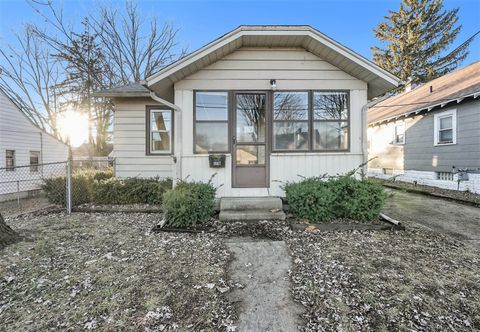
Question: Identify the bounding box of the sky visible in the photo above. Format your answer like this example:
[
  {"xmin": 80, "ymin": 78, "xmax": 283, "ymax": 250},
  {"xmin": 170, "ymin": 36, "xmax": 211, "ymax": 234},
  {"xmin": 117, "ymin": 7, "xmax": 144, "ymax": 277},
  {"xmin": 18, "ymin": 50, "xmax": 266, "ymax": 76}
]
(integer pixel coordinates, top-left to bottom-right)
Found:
[{"xmin": 1, "ymin": 0, "xmax": 479, "ymax": 66}]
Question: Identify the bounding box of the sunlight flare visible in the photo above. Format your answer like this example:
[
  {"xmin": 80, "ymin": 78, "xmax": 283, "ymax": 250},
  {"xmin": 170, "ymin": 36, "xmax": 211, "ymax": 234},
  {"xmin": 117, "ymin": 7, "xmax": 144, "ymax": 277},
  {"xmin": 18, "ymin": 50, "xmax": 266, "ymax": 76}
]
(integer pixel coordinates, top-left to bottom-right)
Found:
[{"xmin": 57, "ymin": 110, "xmax": 89, "ymax": 147}]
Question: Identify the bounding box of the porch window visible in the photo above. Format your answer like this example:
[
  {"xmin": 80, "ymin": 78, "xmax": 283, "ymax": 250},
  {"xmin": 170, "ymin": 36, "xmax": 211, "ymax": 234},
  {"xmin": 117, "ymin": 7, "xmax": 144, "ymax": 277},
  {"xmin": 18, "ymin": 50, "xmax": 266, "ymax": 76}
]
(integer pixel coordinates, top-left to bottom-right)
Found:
[
  {"xmin": 434, "ymin": 109, "xmax": 456, "ymax": 145},
  {"xmin": 194, "ymin": 91, "xmax": 229, "ymax": 153},
  {"xmin": 273, "ymin": 92, "xmax": 309, "ymax": 151},
  {"xmin": 5, "ymin": 150, "xmax": 15, "ymax": 171},
  {"xmin": 148, "ymin": 109, "xmax": 172, "ymax": 154},
  {"xmin": 30, "ymin": 151, "xmax": 40, "ymax": 172},
  {"xmin": 313, "ymin": 92, "xmax": 349, "ymax": 150}
]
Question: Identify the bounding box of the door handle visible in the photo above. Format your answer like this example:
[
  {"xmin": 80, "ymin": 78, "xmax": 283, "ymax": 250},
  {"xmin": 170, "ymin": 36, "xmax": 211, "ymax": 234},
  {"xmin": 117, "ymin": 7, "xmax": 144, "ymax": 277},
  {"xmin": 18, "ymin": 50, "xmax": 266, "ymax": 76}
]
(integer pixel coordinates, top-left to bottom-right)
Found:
[{"xmin": 232, "ymin": 136, "xmax": 236, "ymax": 144}]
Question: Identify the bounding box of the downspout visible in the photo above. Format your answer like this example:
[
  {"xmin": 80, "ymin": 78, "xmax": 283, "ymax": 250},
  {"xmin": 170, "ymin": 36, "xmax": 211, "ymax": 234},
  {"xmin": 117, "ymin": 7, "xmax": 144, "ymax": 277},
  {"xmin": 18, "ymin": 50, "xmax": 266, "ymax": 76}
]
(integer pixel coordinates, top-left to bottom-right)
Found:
[
  {"xmin": 361, "ymin": 103, "xmax": 369, "ymax": 178},
  {"xmin": 149, "ymin": 91, "xmax": 183, "ymax": 183}
]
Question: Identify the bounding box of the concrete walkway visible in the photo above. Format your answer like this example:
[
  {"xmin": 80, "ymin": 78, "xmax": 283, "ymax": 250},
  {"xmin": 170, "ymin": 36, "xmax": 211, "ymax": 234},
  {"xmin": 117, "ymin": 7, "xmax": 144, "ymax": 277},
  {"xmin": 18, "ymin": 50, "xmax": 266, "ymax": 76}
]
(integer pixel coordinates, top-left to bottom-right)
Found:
[
  {"xmin": 226, "ymin": 238, "xmax": 303, "ymax": 332},
  {"xmin": 383, "ymin": 189, "xmax": 480, "ymax": 248}
]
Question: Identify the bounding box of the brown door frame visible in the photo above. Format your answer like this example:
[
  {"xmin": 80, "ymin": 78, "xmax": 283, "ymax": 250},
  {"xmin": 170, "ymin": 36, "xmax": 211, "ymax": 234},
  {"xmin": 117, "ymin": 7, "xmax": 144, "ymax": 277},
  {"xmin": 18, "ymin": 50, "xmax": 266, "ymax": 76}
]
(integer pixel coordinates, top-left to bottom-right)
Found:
[{"xmin": 231, "ymin": 90, "xmax": 270, "ymax": 188}]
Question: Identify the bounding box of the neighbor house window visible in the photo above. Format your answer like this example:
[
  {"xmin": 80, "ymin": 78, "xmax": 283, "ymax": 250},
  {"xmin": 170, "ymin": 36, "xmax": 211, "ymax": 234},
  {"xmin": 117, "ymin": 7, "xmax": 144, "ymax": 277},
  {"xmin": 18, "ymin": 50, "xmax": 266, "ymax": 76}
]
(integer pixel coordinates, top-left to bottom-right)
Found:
[
  {"xmin": 437, "ymin": 171, "xmax": 454, "ymax": 181},
  {"xmin": 148, "ymin": 109, "xmax": 172, "ymax": 154},
  {"xmin": 273, "ymin": 92, "xmax": 309, "ymax": 151},
  {"xmin": 30, "ymin": 151, "xmax": 40, "ymax": 172},
  {"xmin": 194, "ymin": 91, "xmax": 229, "ymax": 153},
  {"xmin": 5, "ymin": 150, "xmax": 15, "ymax": 171},
  {"xmin": 434, "ymin": 109, "xmax": 456, "ymax": 145},
  {"xmin": 393, "ymin": 122, "xmax": 405, "ymax": 144},
  {"xmin": 313, "ymin": 91, "xmax": 349, "ymax": 150}
]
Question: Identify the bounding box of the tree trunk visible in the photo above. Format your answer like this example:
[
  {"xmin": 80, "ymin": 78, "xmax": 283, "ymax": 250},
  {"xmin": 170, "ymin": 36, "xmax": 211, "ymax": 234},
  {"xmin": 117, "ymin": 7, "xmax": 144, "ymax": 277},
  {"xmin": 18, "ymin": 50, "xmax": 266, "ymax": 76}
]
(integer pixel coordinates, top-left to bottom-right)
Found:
[{"xmin": 0, "ymin": 213, "xmax": 21, "ymax": 249}]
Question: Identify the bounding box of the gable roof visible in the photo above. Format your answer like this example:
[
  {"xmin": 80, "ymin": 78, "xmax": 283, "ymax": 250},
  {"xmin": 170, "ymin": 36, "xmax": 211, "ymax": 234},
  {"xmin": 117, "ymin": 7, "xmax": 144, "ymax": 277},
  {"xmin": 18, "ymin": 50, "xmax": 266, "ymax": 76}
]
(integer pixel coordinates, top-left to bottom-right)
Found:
[
  {"xmin": 369, "ymin": 61, "xmax": 480, "ymax": 125},
  {"xmin": 144, "ymin": 25, "xmax": 400, "ymax": 99}
]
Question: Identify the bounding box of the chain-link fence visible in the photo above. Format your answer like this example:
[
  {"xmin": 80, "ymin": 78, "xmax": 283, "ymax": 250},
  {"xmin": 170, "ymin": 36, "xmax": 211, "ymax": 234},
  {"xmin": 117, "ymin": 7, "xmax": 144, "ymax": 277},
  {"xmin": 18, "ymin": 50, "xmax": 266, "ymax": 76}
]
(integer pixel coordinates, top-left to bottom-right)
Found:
[
  {"xmin": 0, "ymin": 158, "xmax": 119, "ymax": 215},
  {"xmin": 0, "ymin": 161, "xmax": 71, "ymax": 214}
]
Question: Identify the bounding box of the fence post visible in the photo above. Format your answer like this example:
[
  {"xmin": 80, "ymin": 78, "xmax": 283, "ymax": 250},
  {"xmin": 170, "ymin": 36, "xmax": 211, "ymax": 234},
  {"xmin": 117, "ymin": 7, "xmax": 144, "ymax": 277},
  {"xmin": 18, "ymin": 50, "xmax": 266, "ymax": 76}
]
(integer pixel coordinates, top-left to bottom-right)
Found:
[
  {"xmin": 66, "ymin": 159, "xmax": 72, "ymax": 214},
  {"xmin": 16, "ymin": 180, "xmax": 20, "ymax": 206}
]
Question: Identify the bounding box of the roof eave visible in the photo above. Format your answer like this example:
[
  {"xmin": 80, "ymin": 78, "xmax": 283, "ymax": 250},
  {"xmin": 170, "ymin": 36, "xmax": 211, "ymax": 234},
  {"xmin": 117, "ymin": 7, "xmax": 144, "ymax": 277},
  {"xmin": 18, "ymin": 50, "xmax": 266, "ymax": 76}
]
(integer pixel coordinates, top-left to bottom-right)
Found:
[{"xmin": 145, "ymin": 25, "xmax": 401, "ymax": 90}]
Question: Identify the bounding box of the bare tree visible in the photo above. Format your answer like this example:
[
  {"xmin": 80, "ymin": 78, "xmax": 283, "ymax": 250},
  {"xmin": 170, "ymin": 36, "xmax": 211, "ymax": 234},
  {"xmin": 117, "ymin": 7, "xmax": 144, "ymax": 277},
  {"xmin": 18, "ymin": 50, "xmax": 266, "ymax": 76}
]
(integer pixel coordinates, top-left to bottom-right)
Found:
[
  {"xmin": 25, "ymin": 0, "xmax": 186, "ymax": 154},
  {"xmin": 0, "ymin": 27, "xmax": 64, "ymax": 138}
]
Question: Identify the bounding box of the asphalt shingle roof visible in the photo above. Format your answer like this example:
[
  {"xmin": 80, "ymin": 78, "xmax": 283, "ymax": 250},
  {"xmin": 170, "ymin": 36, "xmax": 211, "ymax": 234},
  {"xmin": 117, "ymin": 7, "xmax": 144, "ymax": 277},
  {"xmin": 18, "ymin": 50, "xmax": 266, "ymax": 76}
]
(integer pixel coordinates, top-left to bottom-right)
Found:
[{"xmin": 368, "ymin": 61, "xmax": 480, "ymax": 124}]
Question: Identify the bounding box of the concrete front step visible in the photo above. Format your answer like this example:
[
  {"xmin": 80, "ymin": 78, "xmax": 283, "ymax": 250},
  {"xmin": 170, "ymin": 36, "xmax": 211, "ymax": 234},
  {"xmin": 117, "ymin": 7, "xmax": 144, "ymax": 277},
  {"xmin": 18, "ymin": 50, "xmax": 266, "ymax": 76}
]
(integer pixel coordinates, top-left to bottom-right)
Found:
[
  {"xmin": 219, "ymin": 209, "xmax": 286, "ymax": 222},
  {"xmin": 220, "ymin": 197, "xmax": 283, "ymax": 211}
]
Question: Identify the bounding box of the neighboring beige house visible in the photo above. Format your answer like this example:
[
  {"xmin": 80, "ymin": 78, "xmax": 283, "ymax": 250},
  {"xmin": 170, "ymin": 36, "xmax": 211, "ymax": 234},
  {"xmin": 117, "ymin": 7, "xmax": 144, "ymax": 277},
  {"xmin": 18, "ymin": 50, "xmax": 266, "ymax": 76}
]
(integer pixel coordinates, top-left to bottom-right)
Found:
[
  {"xmin": 368, "ymin": 62, "xmax": 480, "ymax": 193},
  {"xmin": 96, "ymin": 25, "xmax": 399, "ymax": 197}
]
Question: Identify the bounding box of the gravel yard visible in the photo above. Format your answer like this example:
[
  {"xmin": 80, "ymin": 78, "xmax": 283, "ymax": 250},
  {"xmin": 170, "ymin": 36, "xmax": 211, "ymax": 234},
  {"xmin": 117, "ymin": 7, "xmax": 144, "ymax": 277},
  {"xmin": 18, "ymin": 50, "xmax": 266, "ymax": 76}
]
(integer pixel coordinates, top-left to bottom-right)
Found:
[{"xmin": 1, "ymin": 212, "xmax": 479, "ymax": 331}]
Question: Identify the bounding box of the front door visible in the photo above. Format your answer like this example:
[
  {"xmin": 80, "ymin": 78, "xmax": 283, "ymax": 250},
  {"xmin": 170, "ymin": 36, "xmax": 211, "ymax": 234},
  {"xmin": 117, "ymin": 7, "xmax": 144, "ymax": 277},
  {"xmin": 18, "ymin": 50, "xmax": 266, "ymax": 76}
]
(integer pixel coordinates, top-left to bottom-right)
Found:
[{"xmin": 232, "ymin": 92, "xmax": 269, "ymax": 188}]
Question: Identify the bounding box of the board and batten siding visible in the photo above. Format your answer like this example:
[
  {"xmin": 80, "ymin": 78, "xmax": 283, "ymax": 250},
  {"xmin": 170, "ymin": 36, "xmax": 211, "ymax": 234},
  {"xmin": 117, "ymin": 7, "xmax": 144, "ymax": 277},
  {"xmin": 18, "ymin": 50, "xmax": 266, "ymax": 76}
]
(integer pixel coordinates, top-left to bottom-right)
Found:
[
  {"xmin": 113, "ymin": 97, "xmax": 174, "ymax": 179},
  {"xmin": 0, "ymin": 90, "xmax": 69, "ymax": 197},
  {"xmin": 172, "ymin": 47, "xmax": 367, "ymax": 197}
]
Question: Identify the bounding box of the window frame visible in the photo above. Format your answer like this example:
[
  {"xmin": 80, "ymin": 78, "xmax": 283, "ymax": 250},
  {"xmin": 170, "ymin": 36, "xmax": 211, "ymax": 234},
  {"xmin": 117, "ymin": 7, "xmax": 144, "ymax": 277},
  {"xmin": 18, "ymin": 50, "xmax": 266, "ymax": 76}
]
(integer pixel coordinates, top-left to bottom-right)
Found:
[
  {"xmin": 193, "ymin": 90, "xmax": 231, "ymax": 154},
  {"xmin": 272, "ymin": 90, "xmax": 351, "ymax": 153},
  {"xmin": 146, "ymin": 106, "xmax": 174, "ymax": 155},
  {"xmin": 433, "ymin": 109, "xmax": 456, "ymax": 146},
  {"xmin": 29, "ymin": 151, "xmax": 40, "ymax": 173},
  {"xmin": 5, "ymin": 150, "xmax": 15, "ymax": 171},
  {"xmin": 272, "ymin": 90, "xmax": 310, "ymax": 152},
  {"xmin": 392, "ymin": 122, "xmax": 405, "ymax": 145}
]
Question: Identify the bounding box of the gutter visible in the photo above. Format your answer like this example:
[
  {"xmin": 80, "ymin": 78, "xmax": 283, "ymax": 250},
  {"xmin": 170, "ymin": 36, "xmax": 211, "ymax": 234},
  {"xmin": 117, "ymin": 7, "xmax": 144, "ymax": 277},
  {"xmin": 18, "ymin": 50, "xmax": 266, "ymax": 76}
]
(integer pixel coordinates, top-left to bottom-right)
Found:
[
  {"xmin": 361, "ymin": 103, "xmax": 369, "ymax": 177},
  {"xmin": 148, "ymin": 90, "xmax": 183, "ymax": 183}
]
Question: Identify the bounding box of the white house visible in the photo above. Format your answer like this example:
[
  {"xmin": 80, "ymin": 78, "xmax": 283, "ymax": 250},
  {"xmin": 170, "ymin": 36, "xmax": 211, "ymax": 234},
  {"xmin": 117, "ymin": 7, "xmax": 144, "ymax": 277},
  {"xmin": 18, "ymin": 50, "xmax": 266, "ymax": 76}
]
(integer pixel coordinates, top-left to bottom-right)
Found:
[
  {"xmin": 0, "ymin": 88, "xmax": 69, "ymax": 201},
  {"xmin": 96, "ymin": 26, "xmax": 400, "ymax": 198}
]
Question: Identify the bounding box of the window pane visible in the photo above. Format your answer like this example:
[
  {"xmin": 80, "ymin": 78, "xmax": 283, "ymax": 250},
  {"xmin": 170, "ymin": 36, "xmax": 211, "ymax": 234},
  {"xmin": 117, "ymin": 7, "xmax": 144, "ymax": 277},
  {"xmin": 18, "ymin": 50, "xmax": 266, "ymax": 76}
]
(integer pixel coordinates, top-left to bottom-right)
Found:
[
  {"xmin": 196, "ymin": 92, "xmax": 228, "ymax": 121},
  {"xmin": 152, "ymin": 132, "xmax": 170, "ymax": 152},
  {"xmin": 273, "ymin": 92, "xmax": 309, "ymax": 120},
  {"xmin": 236, "ymin": 145, "xmax": 265, "ymax": 165},
  {"xmin": 313, "ymin": 121, "xmax": 349, "ymax": 150},
  {"xmin": 273, "ymin": 122, "xmax": 309, "ymax": 150},
  {"xmin": 195, "ymin": 122, "xmax": 228, "ymax": 153},
  {"xmin": 30, "ymin": 151, "xmax": 40, "ymax": 172},
  {"xmin": 6, "ymin": 150, "xmax": 15, "ymax": 170},
  {"xmin": 439, "ymin": 116, "xmax": 452, "ymax": 130},
  {"xmin": 313, "ymin": 92, "xmax": 348, "ymax": 120},
  {"xmin": 439, "ymin": 129, "xmax": 453, "ymax": 143},
  {"xmin": 236, "ymin": 94, "xmax": 266, "ymax": 143},
  {"xmin": 151, "ymin": 111, "xmax": 171, "ymax": 131}
]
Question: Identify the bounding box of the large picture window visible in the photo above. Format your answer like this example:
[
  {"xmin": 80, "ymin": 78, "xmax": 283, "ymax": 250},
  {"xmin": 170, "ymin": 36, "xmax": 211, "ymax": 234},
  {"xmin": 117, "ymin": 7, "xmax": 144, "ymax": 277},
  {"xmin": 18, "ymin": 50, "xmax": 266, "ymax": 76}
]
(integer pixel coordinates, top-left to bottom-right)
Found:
[
  {"xmin": 194, "ymin": 91, "xmax": 229, "ymax": 153},
  {"xmin": 273, "ymin": 92, "xmax": 309, "ymax": 151},
  {"xmin": 272, "ymin": 91, "xmax": 349, "ymax": 152},
  {"xmin": 148, "ymin": 109, "xmax": 172, "ymax": 154}
]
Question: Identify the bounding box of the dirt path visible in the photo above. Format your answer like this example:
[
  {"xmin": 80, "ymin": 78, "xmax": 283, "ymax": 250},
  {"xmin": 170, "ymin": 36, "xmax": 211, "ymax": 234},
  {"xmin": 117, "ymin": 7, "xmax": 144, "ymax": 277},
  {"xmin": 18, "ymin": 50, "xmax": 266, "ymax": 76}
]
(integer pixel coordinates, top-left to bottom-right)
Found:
[
  {"xmin": 383, "ymin": 188, "xmax": 480, "ymax": 248},
  {"xmin": 226, "ymin": 238, "xmax": 303, "ymax": 332}
]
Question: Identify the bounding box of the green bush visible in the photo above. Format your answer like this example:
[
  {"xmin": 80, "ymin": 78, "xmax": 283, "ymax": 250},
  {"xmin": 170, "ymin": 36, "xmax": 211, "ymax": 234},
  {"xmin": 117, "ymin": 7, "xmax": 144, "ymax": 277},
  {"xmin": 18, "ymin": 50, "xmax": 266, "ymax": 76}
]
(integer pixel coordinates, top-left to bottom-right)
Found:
[
  {"xmin": 162, "ymin": 180, "xmax": 216, "ymax": 227},
  {"xmin": 42, "ymin": 173, "xmax": 92, "ymax": 206},
  {"xmin": 284, "ymin": 178, "xmax": 335, "ymax": 222},
  {"xmin": 284, "ymin": 176, "xmax": 387, "ymax": 222},
  {"xmin": 92, "ymin": 177, "xmax": 172, "ymax": 205},
  {"xmin": 328, "ymin": 176, "xmax": 387, "ymax": 221},
  {"xmin": 42, "ymin": 167, "xmax": 171, "ymax": 206}
]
